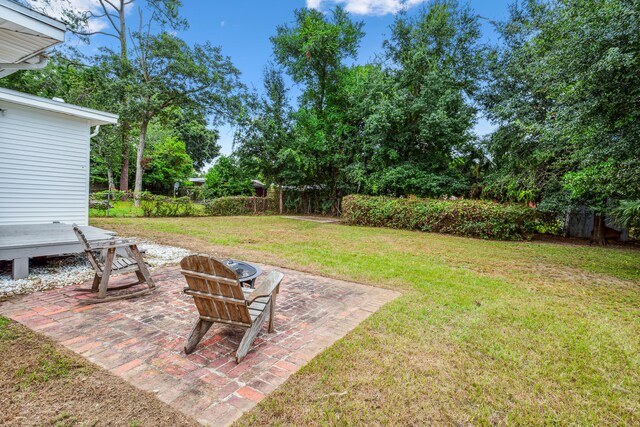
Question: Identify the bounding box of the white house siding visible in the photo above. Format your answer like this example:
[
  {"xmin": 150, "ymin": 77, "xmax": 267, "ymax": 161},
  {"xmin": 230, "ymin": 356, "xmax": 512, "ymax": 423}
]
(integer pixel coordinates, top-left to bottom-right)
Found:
[{"xmin": 0, "ymin": 101, "xmax": 90, "ymax": 226}]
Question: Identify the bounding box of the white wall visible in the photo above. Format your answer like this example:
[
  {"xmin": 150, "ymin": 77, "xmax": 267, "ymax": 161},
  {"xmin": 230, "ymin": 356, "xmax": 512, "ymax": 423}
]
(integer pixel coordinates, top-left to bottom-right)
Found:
[{"xmin": 0, "ymin": 101, "xmax": 90, "ymax": 225}]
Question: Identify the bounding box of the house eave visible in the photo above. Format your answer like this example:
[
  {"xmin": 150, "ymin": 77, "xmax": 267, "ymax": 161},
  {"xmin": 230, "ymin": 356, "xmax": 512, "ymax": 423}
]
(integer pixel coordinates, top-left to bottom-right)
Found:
[
  {"xmin": 0, "ymin": 87, "xmax": 119, "ymax": 126},
  {"xmin": 0, "ymin": 0, "xmax": 66, "ymax": 77}
]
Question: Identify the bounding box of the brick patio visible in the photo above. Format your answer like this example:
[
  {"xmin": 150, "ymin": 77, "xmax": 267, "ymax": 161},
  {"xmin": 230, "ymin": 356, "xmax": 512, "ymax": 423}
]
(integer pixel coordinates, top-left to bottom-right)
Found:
[{"xmin": 0, "ymin": 264, "xmax": 399, "ymax": 426}]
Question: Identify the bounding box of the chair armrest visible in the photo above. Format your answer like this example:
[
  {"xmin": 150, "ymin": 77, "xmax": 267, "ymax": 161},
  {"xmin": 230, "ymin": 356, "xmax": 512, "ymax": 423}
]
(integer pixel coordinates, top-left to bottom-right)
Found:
[
  {"xmin": 246, "ymin": 271, "xmax": 284, "ymax": 305},
  {"xmin": 87, "ymin": 239, "xmax": 137, "ymax": 250}
]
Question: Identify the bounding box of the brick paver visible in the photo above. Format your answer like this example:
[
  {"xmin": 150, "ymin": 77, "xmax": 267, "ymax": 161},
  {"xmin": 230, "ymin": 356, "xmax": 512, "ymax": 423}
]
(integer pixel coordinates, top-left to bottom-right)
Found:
[{"xmin": 0, "ymin": 264, "xmax": 399, "ymax": 426}]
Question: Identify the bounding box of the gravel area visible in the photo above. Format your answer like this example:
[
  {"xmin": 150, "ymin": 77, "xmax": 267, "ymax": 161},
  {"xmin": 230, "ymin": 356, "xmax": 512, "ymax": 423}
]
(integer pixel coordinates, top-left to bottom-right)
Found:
[{"xmin": 0, "ymin": 242, "xmax": 192, "ymax": 299}]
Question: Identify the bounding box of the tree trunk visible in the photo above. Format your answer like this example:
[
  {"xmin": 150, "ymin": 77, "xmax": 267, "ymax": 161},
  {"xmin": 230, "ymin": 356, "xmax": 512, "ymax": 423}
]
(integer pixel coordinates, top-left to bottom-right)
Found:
[
  {"xmin": 119, "ymin": 1, "xmax": 127, "ymax": 59},
  {"xmin": 133, "ymin": 119, "xmax": 149, "ymax": 207},
  {"xmin": 592, "ymin": 213, "xmax": 607, "ymax": 246},
  {"xmin": 117, "ymin": 1, "xmax": 129, "ymax": 193},
  {"xmin": 119, "ymin": 137, "xmax": 130, "ymax": 192},
  {"xmin": 107, "ymin": 167, "xmax": 115, "ymax": 191},
  {"xmin": 279, "ymin": 185, "xmax": 283, "ymax": 214}
]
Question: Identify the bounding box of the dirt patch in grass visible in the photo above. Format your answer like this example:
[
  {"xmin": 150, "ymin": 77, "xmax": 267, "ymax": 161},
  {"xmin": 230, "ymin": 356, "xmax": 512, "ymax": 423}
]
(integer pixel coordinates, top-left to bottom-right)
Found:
[{"xmin": 0, "ymin": 317, "xmax": 199, "ymax": 427}]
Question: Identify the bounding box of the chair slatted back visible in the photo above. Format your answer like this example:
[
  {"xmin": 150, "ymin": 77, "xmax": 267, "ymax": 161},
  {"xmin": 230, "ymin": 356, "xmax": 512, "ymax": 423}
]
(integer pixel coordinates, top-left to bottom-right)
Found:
[
  {"xmin": 72, "ymin": 223, "xmax": 103, "ymax": 272},
  {"xmin": 181, "ymin": 255, "xmax": 252, "ymax": 327}
]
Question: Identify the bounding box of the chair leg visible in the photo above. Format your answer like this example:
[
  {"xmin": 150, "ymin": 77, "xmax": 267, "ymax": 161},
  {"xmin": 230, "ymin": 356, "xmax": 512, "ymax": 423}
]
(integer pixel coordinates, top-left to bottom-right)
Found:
[
  {"xmin": 268, "ymin": 294, "xmax": 276, "ymax": 333},
  {"xmin": 184, "ymin": 319, "xmax": 213, "ymax": 354},
  {"xmin": 236, "ymin": 305, "xmax": 270, "ymax": 363},
  {"xmin": 129, "ymin": 244, "xmax": 155, "ymax": 289},
  {"xmin": 98, "ymin": 248, "xmax": 116, "ymax": 299},
  {"xmin": 91, "ymin": 273, "xmax": 100, "ymax": 292},
  {"xmin": 135, "ymin": 270, "xmax": 145, "ymax": 284}
]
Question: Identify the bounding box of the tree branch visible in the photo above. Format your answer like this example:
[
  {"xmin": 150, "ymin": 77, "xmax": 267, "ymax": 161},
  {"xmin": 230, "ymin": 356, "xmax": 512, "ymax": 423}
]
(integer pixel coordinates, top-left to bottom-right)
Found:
[
  {"xmin": 102, "ymin": 0, "xmax": 120, "ymax": 12},
  {"xmin": 98, "ymin": 0, "xmax": 120, "ymax": 35},
  {"xmin": 75, "ymin": 30, "xmax": 120, "ymax": 39}
]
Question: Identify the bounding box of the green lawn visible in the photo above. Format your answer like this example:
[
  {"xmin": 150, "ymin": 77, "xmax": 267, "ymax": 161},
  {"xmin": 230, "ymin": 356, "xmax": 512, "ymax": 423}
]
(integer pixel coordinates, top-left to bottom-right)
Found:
[
  {"xmin": 89, "ymin": 200, "xmax": 206, "ymax": 217},
  {"xmin": 93, "ymin": 216, "xmax": 640, "ymax": 425},
  {"xmin": 89, "ymin": 200, "xmax": 144, "ymax": 217}
]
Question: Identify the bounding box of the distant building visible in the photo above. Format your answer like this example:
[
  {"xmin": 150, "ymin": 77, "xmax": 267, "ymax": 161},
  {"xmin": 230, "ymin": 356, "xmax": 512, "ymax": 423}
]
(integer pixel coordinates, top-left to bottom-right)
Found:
[
  {"xmin": 188, "ymin": 177, "xmax": 206, "ymax": 187},
  {"xmin": 252, "ymin": 180, "xmax": 267, "ymax": 197}
]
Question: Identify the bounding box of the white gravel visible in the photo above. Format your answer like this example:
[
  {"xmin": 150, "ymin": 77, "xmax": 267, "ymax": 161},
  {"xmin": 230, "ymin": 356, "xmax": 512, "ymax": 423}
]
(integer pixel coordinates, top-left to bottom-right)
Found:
[{"xmin": 0, "ymin": 242, "xmax": 192, "ymax": 299}]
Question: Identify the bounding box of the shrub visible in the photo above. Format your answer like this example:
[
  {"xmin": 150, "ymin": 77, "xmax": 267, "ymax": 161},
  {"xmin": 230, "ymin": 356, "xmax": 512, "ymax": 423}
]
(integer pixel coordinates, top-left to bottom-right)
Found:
[
  {"xmin": 610, "ymin": 200, "xmax": 640, "ymax": 229},
  {"xmin": 92, "ymin": 190, "xmax": 131, "ymax": 201},
  {"xmin": 181, "ymin": 186, "xmax": 208, "ymax": 202},
  {"xmin": 204, "ymin": 156, "xmax": 253, "ymax": 199},
  {"xmin": 139, "ymin": 193, "xmax": 196, "ymax": 217},
  {"xmin": 534, "ymin": 217, "xmax": 564, "ymax": 236},
  {"xmin": 341, "ymin": 195, "xmax": 541, "ymax": 240},
  {"xmin": 88, "ymin": 199, "xmax": 111, "ymax": 210},
  {"xmin": 205, "ymin": 196, "xmax": 276, "ymax": 216}
]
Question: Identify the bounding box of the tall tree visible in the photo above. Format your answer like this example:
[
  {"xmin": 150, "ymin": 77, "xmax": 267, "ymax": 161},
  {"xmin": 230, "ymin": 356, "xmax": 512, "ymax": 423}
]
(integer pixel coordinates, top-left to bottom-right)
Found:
[
  {"xmin": 483, "ymin": 0, "xmax": 640, "ymax": 243},
  {"xmin": 359, "ymin": 1, "xmax": 485, "ymax": 197},
  {"xmin": 142, "ymin": 125, "xmax": 193, "ymax": 194},
  {"xmin": 235, "ymin": 64, "xmax": 298, "ymax": 211},
  {"xmin": 204, "ymin": 155, "xmax": 253, "ymax": 198},
  {"xmin": 27, "ymin": 0, "xmax": 187, "ymax": 191},
  {"xmin": 271, "ymin": 7, "xmax": 364, "ymax": 212},
  {"xmin": 129, "ymin": 29, "xmax": 243, "ymax": 204},
  {"xmin": 159, "ymin": 106, "xmax": 221, "ymax": 171}
]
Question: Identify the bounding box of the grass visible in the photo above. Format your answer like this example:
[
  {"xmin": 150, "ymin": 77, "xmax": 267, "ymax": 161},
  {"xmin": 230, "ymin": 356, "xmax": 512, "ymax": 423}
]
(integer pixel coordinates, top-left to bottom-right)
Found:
[
  {"xmin": 94, "ymin": 216, "xmax": 640, "ymax": 425},
  {"xmin": 89, "ymin": 200, "xmax": 144, "ymax": 217},
  {"xmin": 89, "ymin": 200, "xmax": 207, "ymax": 218},
  {"xmin": 14, "ymin": 344, "xmax": 79, "ymax": 389},
  {"xmin": 0, "ymin": 316, "xmax": 199, "ymax": 426}
]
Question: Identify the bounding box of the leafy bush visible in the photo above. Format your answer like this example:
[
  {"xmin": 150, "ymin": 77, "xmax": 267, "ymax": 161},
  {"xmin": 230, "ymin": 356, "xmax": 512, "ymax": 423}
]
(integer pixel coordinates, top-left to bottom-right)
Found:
[
  {"xmin": 139, "ymin": 193, "xmax": 196, "ymax": 217},
  {"xmin": 342, "ymin": 195, "xmax": 541, "ymax": 240},
  {"xmin": 534, "ymin": 218, "xmax": 564, "ymax": 236},
  {"xmin": 92, "ymin": 190, "xmax": 131, "ymax": 201},
  {"xmin": 142, "ymin": 136, "xmax": 194, "ymax": 194},
  {"xmin": 88, "ymin": 199, "xmax": 111, "ymax": 210},
  {"xmin": 205, "ymin": 196, "xmax": 276, "ymax": 216},
  {"xmin": 204, "ymin": 156, "xmax": 253, "ymax": 198},
  {"xmin": 610, "ymin": 200, "xmax": 640, "ymax": 229},
  {"xmin": 180, "ymin": 185, "xmax": 208, "ymax": 202}
]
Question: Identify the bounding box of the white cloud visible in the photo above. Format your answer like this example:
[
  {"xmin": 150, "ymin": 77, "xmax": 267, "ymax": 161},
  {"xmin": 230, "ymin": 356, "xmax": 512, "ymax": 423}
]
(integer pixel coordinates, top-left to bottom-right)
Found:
[
  {"xmin": 26, "ymin": 0, "xmax": 124, "ymax": 33},
  {"xmin": 306, "ymin": 0, "xmax": 323, "ymax": 9},
  {"xmin": 306, "ymin": 0, "xmax": 426, "ymax": 16}
]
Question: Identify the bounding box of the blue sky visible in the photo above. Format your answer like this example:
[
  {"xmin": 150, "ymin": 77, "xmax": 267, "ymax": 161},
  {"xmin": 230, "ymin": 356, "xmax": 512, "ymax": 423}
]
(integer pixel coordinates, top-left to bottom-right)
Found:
[
  {"xmin": 52, "ymin": 0, "xmax": 512, "ymax": 157},
  {"xmin": 171, "ymin": 0, "xmax": 512, "ymax": 156}
]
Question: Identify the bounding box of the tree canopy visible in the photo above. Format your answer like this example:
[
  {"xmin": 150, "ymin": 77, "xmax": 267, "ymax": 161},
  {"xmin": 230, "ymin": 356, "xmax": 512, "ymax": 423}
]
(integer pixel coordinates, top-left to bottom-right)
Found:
[
  {"xmin": 204, "ymin": 156, "xmax": 253, "ymax": 198},
  {"xmin": 3, "ymin": 0, "xmax": 639, "ymax": 238},
  {"xmin": 481, "ymin": 0, "xmax": 640, "ymax": 241}
]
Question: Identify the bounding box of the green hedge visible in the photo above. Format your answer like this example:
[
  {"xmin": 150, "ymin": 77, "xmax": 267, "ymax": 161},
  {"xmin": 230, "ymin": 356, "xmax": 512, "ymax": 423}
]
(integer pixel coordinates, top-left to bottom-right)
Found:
[
  {"xmin": 92, "ymin": 190, "xmax": 132, "ymax": 201},
  {"xmin": 140, "ymin": 193, "xmax": 196, "ymax": 217},
  {"xmin": 342, "ymin": 195, "xmax": 541, "ymax": 240},
  {"xmin": 205, "ymin": 196, "xmax": 276, "ymax": 216}
]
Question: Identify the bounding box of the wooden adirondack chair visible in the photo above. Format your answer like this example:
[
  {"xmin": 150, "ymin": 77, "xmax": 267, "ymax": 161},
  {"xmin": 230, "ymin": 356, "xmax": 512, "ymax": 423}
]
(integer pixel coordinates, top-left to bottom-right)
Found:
[
  {"xmin": 72, "ymin": 224, "xmax": 156, "ymax": 304},
  {"xmin": 180, "ymin": 254, "xmax": 284, "ymax": 363}
]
